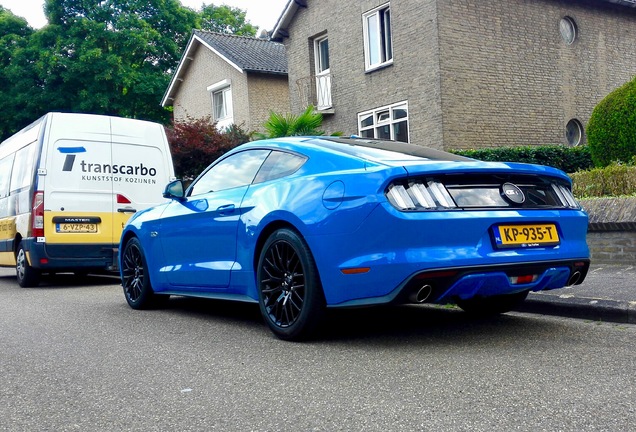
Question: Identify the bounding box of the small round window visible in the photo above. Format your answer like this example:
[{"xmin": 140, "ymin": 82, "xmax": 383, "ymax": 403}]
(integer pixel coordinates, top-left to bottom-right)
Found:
[
  {"xmin": 559, "ymin": 17, "xmax": 577, "ymax": 45},
  {"xmin": 565, "ymin": 119, "xmax": 583, "ymax": 146}
]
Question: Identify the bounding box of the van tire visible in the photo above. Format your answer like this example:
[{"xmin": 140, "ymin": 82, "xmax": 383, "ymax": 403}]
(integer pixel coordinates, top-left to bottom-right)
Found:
[{"xmin": 16, "ymin": 242, "xmax": 40, "ymax": 288}]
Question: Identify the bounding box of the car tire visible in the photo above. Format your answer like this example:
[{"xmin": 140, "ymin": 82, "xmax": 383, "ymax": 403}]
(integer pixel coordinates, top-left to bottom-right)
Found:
[
  {"xmin": 257, "ymin": 228, "xmax": 325, "ymax": 341},
  {"xmin": 456, "ymin": 290, "xmax": 529, "ymax": 317},
  {"xmin": 16, "ymin": 242, "xmax": 40, "ymax": 288},
  {"xmin": 121, "ymin": 237, "xmax": 169, "ymax": 309}
]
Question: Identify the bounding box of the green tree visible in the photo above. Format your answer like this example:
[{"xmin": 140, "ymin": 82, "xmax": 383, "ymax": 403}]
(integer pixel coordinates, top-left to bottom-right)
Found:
[
  {"xmin": 587, "ymin": 77, "xmax": 636, "ymax": 167},
  {"xmin": 198, "ymin": 4, "xmax": 257, "ymax": 35},
  {"xmin": 0, "ymin": 7, "xmax": 35, "ymax": 139},
  {"xmin": 0, "ymin": 1, "xmax": 259, "ymax": 141},
  {"xmin": 35, "ymin": 0, "xmax": 199, "ymax": 124}
]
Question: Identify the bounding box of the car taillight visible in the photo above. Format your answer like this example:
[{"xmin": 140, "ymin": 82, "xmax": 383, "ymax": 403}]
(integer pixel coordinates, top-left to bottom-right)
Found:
[
  {"xmin": 386, "ymin": 180, "xmax": 457, "ymax": 211},
  {"xmin": 550, "ymin": 184, "xmax": 579, "ymax": 208},
  {"xmin": 32, "ymin": 191, "xmax": 44, "ymax": 237}
]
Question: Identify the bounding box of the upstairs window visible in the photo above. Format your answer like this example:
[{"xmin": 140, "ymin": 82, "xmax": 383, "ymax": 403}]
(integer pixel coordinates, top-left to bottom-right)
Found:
[
  {"xmin": 314, "ymin": 35, "xmax": 332, "ymax": 109},
  {"xmin": 208, "ymin": 79, "xmax": 233, "ymax": 130},
  {"xmin": 363, "ymin": 4, "xmax": 393, "ymax": 71}
]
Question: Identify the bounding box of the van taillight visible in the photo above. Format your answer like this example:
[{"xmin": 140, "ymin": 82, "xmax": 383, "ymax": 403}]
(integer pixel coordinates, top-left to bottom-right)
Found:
[
  {"xmin": 32, "ymin": 191, "xmax": 44, "ymax": 237},
  {"xmin": 117, "ymin": 194, "xmax": 131, "ymax": 204}
]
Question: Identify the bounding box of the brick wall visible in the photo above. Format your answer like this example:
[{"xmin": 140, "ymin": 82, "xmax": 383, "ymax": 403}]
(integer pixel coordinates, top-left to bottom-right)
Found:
[
  {"xmin": 586, "ymin": 231, "xmax": 636, "ymax": 264},
  {"xmin": 246, "ymin": 74, "xmax": 290, "ymax": 133},
  {"xmin": 284, "ymin": 0, "xmax": 445, "ymax": 147},
  {"xmin": 581, "ymin": 197, "xmax": 636, "ymax": 265},
  {"xmin": 438, "ymin": 0, "xmax": 636, "ymax": 150},
  {"xmin": 282, "ymin": 0, "xmax": 636, "ymax": 150}
]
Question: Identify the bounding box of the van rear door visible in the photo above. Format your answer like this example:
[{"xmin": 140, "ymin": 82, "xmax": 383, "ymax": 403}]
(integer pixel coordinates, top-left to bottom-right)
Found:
[
  {"xmin": 43, "ymin": 114, "xmax": 116, "ymax": 257},
  {"xmin": 110, "ymin": 117, "xmax": 173, "ymax": 242}
]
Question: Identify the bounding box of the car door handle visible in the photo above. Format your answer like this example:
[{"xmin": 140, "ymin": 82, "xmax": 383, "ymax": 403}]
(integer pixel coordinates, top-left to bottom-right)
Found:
[
  {"xmin": 216, "ymin": 204, "xmax": 235, "ymax": 214},
  {"xmin": 117, "ymin": 208, "xmax": 137, "ymax": 213}
]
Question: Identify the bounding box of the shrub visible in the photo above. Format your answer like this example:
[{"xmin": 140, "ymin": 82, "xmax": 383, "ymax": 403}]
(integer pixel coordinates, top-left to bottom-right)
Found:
[
  {"xmin": 165, "ymin": 116, "xmax": 250, "ymax": 180},
  {"xmin": 570, "ymin": 163, "xmax": 636, "ymax": 198},
  {"xmin": 257, "ymin": 105, "xmax": 343, "ymax": 139},
  {"xmin": 587, "ymin": 77, "xmax": 636, "ymax": 167},
  {"xmin": 451, "ymin": 145, "xmax": 593, "ymax": 173}
]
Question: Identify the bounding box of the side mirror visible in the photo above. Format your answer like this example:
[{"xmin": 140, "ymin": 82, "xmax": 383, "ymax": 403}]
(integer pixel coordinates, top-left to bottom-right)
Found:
[{"xmin": 163, "ymin": 180, "xmax": 185, "ymax": 200}]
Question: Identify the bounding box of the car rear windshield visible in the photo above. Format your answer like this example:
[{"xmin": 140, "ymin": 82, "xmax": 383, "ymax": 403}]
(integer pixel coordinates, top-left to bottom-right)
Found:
[{"xmin": 313, "ymin": 137, "xmax": 473, "ymax": 162}]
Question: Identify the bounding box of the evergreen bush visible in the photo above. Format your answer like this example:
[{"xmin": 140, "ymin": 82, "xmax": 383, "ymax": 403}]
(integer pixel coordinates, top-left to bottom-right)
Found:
[{"xmin": 587, "ymin": 78, "xmax": 636, "ymax": 167}]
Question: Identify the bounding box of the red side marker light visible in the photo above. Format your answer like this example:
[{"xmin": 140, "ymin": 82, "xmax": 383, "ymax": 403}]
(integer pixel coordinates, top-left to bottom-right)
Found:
[{"xmin": 341, "ymin": 267, "xmax": 371, "ymax": 275}]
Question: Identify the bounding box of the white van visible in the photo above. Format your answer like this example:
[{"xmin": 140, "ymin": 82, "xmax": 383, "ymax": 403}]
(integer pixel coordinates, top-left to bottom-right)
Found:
[{"xmin": 0, "ymin": 112, "xmax": 175, "ymax": 287}]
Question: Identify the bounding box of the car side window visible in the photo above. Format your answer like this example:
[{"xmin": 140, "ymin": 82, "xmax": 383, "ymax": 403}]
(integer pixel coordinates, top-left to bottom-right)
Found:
[
  {"xmin": 253, "ymin": 151, "xmax": 307, "ymax": 184},
  {"xmin": 189, "ymin": 150, "xmax": 270, "ymax": 196}
]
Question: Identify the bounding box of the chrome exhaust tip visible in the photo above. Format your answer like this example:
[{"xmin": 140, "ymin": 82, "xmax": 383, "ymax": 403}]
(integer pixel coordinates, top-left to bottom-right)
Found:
[
  {"xmin": 567, "ymin": 271, "xmax": 581, "ymax": 286},
  {"xmin": 409, "ymin": 284, "xmax": 433, "ymax": 303}
]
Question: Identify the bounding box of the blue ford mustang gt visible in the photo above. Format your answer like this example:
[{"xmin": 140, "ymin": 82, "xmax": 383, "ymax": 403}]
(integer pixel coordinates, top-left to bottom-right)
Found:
[{"xmin": 119, "ymin": 137, "xmax": 590, "ymax": 340}]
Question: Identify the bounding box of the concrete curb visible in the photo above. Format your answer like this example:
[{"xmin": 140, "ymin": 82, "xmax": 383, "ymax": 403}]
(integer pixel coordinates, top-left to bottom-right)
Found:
[{"xmin": 518, "ymin": 293, "xmax": 636, "ymax": 324}]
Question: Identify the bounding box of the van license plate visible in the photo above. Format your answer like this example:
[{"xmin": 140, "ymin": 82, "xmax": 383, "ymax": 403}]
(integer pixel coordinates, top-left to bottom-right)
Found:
[
  {"xmin": 493, "ymin": 224, "xmax": 559, "ymax": 248},
  {"xmin": 56, "ymin": 223, "xmax": 98, "ymax": 233}
]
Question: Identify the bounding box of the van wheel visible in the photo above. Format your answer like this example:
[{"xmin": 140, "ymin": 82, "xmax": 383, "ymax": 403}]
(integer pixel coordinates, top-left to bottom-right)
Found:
[
  {"xmin": 16, "ymin": 243, "xmax": 40, "ymax": 288},
  {"xmin": 121, "ymin": 237, "xmax": 169, "ymax": 309}
]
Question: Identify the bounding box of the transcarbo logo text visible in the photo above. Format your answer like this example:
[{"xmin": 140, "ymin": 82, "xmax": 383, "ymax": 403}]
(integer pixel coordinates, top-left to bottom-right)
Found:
[
  {"xmin": 78, "ymin": 161, "xmax": 157, "ymax": 176},
  {"xmin": 57, "ymin": 146, "xmax": 158, "ymax": 179}
]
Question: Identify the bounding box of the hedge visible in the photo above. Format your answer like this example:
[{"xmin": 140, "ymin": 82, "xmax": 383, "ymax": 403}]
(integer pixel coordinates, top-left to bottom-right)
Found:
[
  {"xmin": 450, "ymin": 145, "xmax": 593, "ymax": 173},
  {"xmin": 570, "ymin": 164, "xmax": 636, "ymax": 198}
]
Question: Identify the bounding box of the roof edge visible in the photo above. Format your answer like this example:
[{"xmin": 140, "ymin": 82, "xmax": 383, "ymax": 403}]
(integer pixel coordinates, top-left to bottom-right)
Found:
[
  {"xmin": 161, "ymin": 32, "xmax": 244, "ymax": 107},
  {"xmin": 271, "ymin": 0, "xmax": 307, "ymax": 40}
]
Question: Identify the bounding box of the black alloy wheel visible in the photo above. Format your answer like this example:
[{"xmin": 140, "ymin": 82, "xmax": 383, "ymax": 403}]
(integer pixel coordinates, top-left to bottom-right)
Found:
[
  {"xmin": 121, "ymin": 237, "xmax": 168, "ymax": 309},
  {"xmin": 257, "ymin": 229, "xmax": 324, "ymax": 341}
]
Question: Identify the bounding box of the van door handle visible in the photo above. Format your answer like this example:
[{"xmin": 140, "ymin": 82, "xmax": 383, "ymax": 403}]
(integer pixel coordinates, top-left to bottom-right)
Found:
[
  {"xmin": 216, "ymin": 204, "xmax": 235, "ymax": 214},
  {"xmin": 117, "ymin": 208, "xmax": 137, "ymax": 213}
]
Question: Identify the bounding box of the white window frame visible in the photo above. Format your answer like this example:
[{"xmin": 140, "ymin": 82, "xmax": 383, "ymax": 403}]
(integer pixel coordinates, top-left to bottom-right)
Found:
[
  {"xmin": 207, "ymin": 79, "xmax": 233, "ymax": 130},
  {"xmin": 363, "ymin": 3, "xmax": 393, "ymax": 71},
  {"xmin": 314, "ymin": 35, "xmax": 332, "ymax": 110},
  {"xmin": 358, "ymin": 101, "xmax": 409, "ymax": 142}
]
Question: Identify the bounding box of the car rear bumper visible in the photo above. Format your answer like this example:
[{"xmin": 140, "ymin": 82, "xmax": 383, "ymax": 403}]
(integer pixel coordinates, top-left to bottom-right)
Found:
[
  {"xmin": 308, "ymin": 203, "xmax": 590, "ymax": 306},
  {"xmin": 327, "ymin": 259, "xmax": 589, "ymax": 308}
]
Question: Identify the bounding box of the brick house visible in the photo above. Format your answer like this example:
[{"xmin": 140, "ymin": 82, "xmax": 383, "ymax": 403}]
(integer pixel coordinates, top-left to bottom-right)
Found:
[
  {"xmin": 162, "ymin": 30, "xmax": 289, "ymax": 134},
  {"xmin": 272, "ymin": 0, "xmax": 636, "ymax": 150}
]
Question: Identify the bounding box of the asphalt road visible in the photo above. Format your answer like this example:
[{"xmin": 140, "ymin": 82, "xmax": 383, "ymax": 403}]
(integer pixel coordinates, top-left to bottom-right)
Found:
[{"xmin": 1, "ymin": 269, "xmax": 635, "ymax": 431}]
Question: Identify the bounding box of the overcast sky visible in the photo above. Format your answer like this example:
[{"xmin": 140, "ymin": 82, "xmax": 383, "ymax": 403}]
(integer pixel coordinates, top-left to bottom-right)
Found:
[{"xmin": 0, "ymin": 0, "xmax": 289, "ymax": 31}]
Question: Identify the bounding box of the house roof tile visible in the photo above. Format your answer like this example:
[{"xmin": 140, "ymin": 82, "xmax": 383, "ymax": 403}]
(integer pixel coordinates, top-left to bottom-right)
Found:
[{"xmin": 193, "ymin": 30, "xmax": 287, "ymax": 74}]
